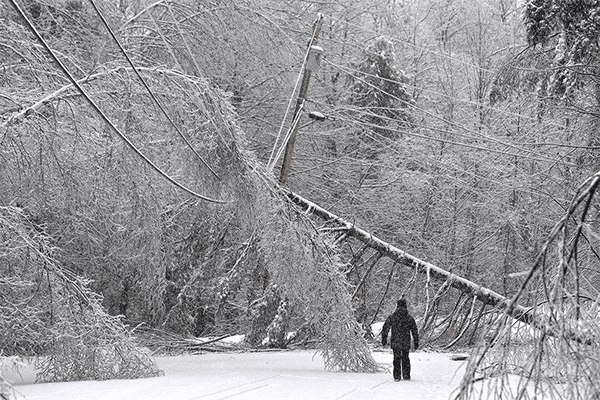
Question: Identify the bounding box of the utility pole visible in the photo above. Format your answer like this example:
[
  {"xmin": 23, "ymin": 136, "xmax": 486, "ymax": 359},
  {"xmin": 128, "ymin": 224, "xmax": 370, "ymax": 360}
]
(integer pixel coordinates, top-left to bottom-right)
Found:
[{"xmin": 279, "ymin": 14, "xmax": 324, "ymax": 185}]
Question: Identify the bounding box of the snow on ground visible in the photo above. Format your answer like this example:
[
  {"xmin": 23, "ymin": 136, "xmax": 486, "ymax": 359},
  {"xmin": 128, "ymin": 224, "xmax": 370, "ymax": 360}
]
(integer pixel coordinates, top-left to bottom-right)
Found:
[{"xmin": 6, "ymin": 350, "xmax": 467, "ymax": 400}]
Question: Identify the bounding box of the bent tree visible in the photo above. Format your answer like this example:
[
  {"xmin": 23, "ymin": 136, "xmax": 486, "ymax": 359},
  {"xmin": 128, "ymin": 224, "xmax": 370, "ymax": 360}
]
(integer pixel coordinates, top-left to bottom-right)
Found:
[{"xmin": 281, "ymin": 175, "xmax": 600, "ymax": 399}]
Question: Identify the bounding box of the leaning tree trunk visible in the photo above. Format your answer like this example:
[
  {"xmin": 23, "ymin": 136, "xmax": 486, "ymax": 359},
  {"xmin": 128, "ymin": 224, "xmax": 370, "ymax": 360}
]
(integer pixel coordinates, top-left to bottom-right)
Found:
[{"xmin": 283, "ymin": 189, "xmax": 590, "ymax": 345}]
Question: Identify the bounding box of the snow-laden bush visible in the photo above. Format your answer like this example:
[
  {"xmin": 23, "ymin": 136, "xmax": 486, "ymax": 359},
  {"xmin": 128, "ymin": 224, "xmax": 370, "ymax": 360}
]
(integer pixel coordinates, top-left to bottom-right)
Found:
[
  {"xmin": 0, "ymin": 356, "xmax": 23, "ymax": 400},
  {"xmin": 0, "ymin": 206, "xmax": 163, "ymax": 383}
]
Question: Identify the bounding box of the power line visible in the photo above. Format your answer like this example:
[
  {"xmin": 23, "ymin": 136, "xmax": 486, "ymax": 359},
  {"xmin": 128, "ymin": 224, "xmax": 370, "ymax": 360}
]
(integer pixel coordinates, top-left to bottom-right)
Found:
[
  {"xmin": 322, "ymin": 11, "xmax": 503, "ymax": 75},
  {"xmin": 88, "ymin": 0, "xmax": 222, "ymax": 181},
  {"xmin": 304, "ymin": 101, "xmax": 573, "ymax": 165},
  {"xmin": 322, "ymin": 58, "xmax": 576, "ymax": 135},
  {"xmin": 7, "ymin": 0, "xmax": 225, "ymax": 204},
  {"xmin": 259, "ymin": 9, "xmax": 590, "ymax": 153},
  {"xmin": 291, "ymin": 127, "xmax": 571, "ymax": 207},
  {"xmin": 322, "ymin": 60, "xmax": 579, "ymax": 163}
]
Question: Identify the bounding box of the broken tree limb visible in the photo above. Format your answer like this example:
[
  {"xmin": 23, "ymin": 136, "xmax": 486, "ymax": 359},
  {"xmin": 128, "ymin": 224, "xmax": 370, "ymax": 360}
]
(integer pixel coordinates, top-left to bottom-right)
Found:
[
  {"xmin": 284, "ymin": 189, "xmax": 592, "ymax": 344},
  {"xmin": 1, "ymin": 66, "xmax": 215, "ymax": 131},
  {"xmin": 285, "ymin": 190, "xmax": 523, "ymax": 312}
]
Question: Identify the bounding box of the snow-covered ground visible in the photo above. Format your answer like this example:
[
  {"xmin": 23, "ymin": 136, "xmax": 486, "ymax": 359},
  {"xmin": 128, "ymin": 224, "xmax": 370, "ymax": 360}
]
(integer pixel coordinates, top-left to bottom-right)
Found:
[{"xmin": 5, "ymin": 350, "xmax": 467, "ymax": 400}]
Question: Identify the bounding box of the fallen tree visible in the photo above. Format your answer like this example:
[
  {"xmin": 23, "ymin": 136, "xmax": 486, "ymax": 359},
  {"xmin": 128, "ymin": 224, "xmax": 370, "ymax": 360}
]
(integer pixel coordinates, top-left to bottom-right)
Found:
[
  {"xmin": 283, "ymin": 189, "xmax": 591, "ymax": 345},
  {"xmin": 285, "ymin": 190, "xmax": 527, "ymax": 315}
]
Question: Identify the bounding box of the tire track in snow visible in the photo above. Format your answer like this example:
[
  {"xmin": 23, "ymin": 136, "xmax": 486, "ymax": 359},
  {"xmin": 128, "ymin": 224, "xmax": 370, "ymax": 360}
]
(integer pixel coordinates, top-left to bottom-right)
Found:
[
  {"xmin": 189, "ymin": 375, "xmax": 280, "ymax": 399},
  {"xmin": 334, "ymin": 388, "xmax": 358, "ymax": 399}
]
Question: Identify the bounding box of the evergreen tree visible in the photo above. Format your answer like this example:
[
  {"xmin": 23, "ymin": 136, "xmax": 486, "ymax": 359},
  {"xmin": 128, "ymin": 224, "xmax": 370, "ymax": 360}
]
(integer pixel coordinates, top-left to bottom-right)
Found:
[
  {"xmin": 347, "ymin": 36, "xmax": 413, "ymax": 143},
  {"xmin": 524, "ymin": 0, "xmax": 600, "ymax": 164},
  {"xmin": 524, "ymin": 0, "xmax": 600, "ymax": 96}
]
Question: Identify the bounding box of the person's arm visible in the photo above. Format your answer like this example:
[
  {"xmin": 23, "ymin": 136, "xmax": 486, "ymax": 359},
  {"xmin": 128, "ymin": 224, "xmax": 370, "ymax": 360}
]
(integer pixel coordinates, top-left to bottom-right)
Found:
[
  {"xmin": 411, "ymin": 318, "xmax": 419, "ymax": 350},
  {"xmin": 382, "ymin": 318, "xmax": 390, "ymax": 346}
]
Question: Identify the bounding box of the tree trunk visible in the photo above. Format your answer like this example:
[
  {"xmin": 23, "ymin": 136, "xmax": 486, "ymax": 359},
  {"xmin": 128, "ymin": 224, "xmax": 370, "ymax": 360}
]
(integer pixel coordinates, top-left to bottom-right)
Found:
[{"xmin": 283, "ymin": 189, "xmax": 590, "ymax": 344}]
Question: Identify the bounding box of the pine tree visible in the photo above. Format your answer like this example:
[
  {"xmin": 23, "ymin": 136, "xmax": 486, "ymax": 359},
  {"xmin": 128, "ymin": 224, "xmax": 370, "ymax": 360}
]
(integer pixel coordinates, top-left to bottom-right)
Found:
[
  {"xmin": 347, "ymin": 36, "xmax": 413, "ymax": 142},
  {"xmin": 524, "ymin": 0, "xmax": 600, "ymax": 96}
]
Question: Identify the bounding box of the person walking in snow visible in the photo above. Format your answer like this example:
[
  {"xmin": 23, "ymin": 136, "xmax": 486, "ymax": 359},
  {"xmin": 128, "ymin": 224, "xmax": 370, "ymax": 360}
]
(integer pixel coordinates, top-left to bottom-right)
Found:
[{"xmin": 381, "ymin": 298, "xmax": 419, "ymax": 381}]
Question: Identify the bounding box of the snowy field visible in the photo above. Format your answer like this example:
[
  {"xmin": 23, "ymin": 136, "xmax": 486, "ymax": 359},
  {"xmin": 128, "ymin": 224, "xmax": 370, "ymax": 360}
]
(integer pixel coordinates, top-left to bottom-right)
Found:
[{"xmin": 6, "ymin": 350, "xmax": 467, "ymax": 400}]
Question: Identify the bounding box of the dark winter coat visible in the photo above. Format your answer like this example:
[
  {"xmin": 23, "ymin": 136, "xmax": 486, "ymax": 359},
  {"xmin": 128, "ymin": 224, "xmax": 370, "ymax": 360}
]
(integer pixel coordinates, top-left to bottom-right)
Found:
[{"xmin": 382, "ymin": 306, "xmax": 419, "ymax": 351}]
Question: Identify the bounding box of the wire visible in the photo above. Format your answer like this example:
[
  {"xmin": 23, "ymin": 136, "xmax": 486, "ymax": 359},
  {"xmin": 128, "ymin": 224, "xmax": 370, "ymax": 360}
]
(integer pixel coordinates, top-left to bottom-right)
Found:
[
  {"xmin": 309, "ymin": 13, "xmax": 598, "ymax": 151},
  {"xmin": 88, "ymin": 0, "xmax": 222, "ymax": 181},
  {"xmin": 290, "ymin": 108, "xmax": 572, "ymax": 205},
  {"xmin": 322, "ymin": 60, "xmax": 574, "ymax": 163},
  {"xmin": 323, "ymin": 58, "xmax": 579, "ymax": 137},
  {"xmin": 7, "ymin": 0, "xmax": 225, "ymax": 204},
  {"xmin": 266, "ymin": 64, "xmax": 305, "ymax": 170},
  {"xmin": 322, "ymin": 11, "xmax": 500, "ymax": 75},
  {"xmin": 305, "ymin": 102, "xmax": 572, "ymax": 165},
  {"xmin": 267, "ymin": 14, "xmax": 322, "ymax": 171},
  {"xmin": 269, "ymin": 103, "xmax": 305, "ymax": 171}
]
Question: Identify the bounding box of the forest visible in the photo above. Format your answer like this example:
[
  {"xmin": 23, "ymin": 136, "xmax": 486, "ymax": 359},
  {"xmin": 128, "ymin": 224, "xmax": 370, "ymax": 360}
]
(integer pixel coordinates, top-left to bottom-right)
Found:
[{"xmin": 2, "ymin": 0, "xmax": 600, "ymax": 399}]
